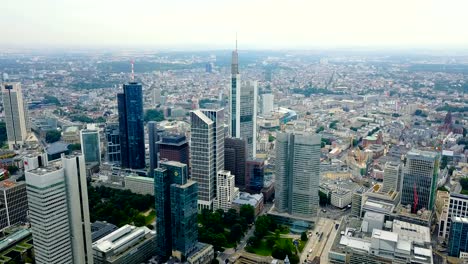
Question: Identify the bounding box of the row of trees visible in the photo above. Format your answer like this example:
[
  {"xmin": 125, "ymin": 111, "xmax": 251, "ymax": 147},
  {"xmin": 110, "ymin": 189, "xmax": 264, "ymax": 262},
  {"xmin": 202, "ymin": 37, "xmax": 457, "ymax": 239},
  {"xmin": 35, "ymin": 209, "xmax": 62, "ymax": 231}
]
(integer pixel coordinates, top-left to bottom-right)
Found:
[
  {"xmin": 144, "ymin": 109, "xmax": 165, "ymax": 122},
  {"xmin": 87, "ymin": 185, "xmax": 154, "ymax": 227},
  {"xmin": 198, "ymin": 205, "xmax": 255, "ymax": 252}
]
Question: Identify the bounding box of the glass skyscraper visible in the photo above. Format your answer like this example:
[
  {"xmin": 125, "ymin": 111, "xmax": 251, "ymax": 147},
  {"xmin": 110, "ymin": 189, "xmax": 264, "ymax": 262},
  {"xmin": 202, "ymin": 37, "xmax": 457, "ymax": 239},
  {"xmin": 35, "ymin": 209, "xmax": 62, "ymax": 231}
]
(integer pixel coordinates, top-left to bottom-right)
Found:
[
  {"xmin": 155, "ymin": 161, "xmax": 198, "ymax": 261},
  {"xmin": 448, "ymin": 217, "xmax": 468, "ymax": 258},
  {"xmin": 80, "ymin": 129, "xmax": 101, "ymax": 164},
  {"xmin": 118, "ymin": 82, "xmax": 145, "ymax": 169}
]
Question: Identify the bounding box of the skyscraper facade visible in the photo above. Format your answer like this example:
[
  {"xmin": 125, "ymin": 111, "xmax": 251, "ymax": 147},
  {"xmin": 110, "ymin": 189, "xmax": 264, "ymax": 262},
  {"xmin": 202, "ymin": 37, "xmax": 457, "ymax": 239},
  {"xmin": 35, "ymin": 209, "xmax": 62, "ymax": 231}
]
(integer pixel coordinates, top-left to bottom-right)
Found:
[
  {"xmin": 275, "ymin": 132, "xmax": 321, "ymax": 218},
  {"xmin": 190, "ymin": 109, "xmax": 224, "ymax": 210},
  {"xmin": 2, "ymin": 83, "xmax": 28, "ymax": 149},
  {"xmin": 80, "ymin": 129, "xmax": 101, "ymax": 164},
  {"xmin": 229, "ymin": 46, "xmax": 257, "ymax": 159},
  {"xmin": 262, "ymin": 93, "xmax": 274, "ymax": 115},
  {"xmin": 155, "ymin": 161, "xmax": 198, "ymax": 261},
  {"xmin": 448, "ymin": 217, "xmax": 468, "ymax": 258},
  {"xmin": 246, "ymin": 158, "xmax": 265, "ymax": 193},
  {"xmin": 224, "ymin": 137, "xmax": 247, "ymax": 188},
  {"xmin": 105, "ymin": 123, "xmax": 120, "ymax": 163},
  {"xmin": 118, "ymin": 82, "xmax": 145, "ymax": 169},
  {"xmin": 148, "ymin": 121, "xmax": 160, "ymax": 177},
  {"xmin": 25, "ymin": 155, "xmax": 94, "ymax": 264},
  {"xmin": 400, "ymin": 149, "xmax": 439, "ymax": 212},
  {"xmin": 382, "ymin": 161, "xmax": 401, "ymax": 193},
  {"xmin": 214, "ymin": 170, "xmax": 239, "ymax": 212},
  {"xmin": 158, "ymin": 134, "xmax": 190, "ymax": 166},
  {"xmin": 0, "ymin": 180, "xmax": 28, "ymax": 230}
]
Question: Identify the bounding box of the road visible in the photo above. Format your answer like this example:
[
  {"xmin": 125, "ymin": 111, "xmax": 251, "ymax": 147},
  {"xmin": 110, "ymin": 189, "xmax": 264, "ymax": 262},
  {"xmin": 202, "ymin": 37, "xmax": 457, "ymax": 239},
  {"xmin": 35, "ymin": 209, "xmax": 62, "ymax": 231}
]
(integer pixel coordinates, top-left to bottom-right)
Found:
[{"xmin": 300, "ymin": 217, "xmax": 339, "ymax": 264}]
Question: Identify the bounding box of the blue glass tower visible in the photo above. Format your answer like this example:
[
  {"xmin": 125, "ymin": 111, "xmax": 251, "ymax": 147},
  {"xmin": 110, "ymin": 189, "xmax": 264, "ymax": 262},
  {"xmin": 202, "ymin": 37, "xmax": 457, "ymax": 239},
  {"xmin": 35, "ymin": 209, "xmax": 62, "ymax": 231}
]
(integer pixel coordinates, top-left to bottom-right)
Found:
[
  {"xmin": 155, "ymin": 161, "xmax": 198, "ymax": 261},
  {"xmin": 448, "ymin": 217, "xmax": 468, "ymax": 257},
  {"xmin": 117, "ymin": 82, "xmax": 145, "ymax": 169}
]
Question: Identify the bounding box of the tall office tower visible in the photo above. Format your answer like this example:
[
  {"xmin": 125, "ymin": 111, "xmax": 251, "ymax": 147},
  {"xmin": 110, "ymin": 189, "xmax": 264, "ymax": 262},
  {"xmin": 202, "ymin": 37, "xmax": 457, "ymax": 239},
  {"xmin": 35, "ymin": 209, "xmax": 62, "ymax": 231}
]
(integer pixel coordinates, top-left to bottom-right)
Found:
[
  {"xmin": 448, "ymin": 217, "xmax": 468, "ymax": 258},
  {"xmin": 158, "ymin": 134, "xmax": 189, "ymax": 166},
  {"xmin": 245, "ymin": 158, "xmax": 265, "ymax": 193},
  {"xmin": 224, "ymin": 137, "xmax": 247, "ymax": 188},
  {"xmin": 0, "ymin": 180, "xmax": 28, "ymax": 230},
  {"xmin": 2, "ymin": 83, "xmax": 28, "ymax": 149},
  {"xmin": 262, "ymin": 93, "xmax": 274, "ymax": 115},
  {"xmin": 401, "ymin": 149, "xmax": 439, "ymax": 212},
  {"xmin": 152, "ymin": 83, "xmax": 162, "ymax": 106},
  {"xmin": 62, "ymin": 155, "xmax": 94, "ymax": 264},
  {"xmin": 155, "ymin": 161, "xmax": 198, "ymax": 260},
  {"xmin": 190, "ymin": 109, "xmax": 224, "ymax": 210},
  {"xmin": 118, "ymin": 82, "xmax": 145, "ymax": 169},
  {"xmin": 26, "ymin": 166, "xmax": 73, "ymax": 264},
  {"xmin": 148, "ymin": 121, "xmax": 159, "ymax": 177},
  {"xmin": 26, "ymin": 155, "xmax": 94, "ymax": 264},
  {"xmin": 275, "ymin": 132, "xmax": 321, "ymax": 217},
  {"xmin": 382, "ymin": 161, "xmax": 401, "ymax": 193},
  {"xmin": 80, "ymin": 129, "xmax": 101, "ymax": 164},
  {"xmin": 214, "ymin": 170, "xmax": 239, "ymax": 212},
  {"xmin": 229, "ymin": 43, "xmax": 257, "ymax": 159},
  {"xmin": 105, "ymin": 123, "xmax": 121, "ymax": 163}
]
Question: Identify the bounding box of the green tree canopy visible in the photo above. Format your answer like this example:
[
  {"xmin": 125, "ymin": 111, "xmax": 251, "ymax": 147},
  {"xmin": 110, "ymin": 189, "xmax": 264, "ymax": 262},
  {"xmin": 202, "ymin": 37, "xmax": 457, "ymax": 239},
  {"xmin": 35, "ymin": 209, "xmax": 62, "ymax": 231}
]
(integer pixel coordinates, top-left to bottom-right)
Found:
[
  {"xmin": 144, "ymin": 109, "xmax": 165, "ymax": 122},
  {"xmin": 46, "ymin": 130, "xmax": 61, "ymax": 143},
  {"xmin": 240, "ymin": 204, "xmax": 255, "ymax": 224}
]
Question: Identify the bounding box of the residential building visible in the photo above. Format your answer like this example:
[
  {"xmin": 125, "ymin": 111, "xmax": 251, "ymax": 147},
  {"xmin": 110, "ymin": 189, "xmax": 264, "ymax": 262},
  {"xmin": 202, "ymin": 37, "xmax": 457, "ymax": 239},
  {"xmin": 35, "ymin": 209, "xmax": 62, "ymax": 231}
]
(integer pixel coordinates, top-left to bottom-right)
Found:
[
  {"xmin": 224, "ymin": 137, "xmax": 247, "ymax": 188},
  {"xmin": 190, "ymin": 109, "xmax": 224, "ymax": 210},
  {"xmin": 275, "ymin": 131, "xmax": 321, "ymax": 218},
  {"xmin": 0, "ymin": 180, "xmax": 28, "ymax": 230},
  {"xmin": 158, "ymin": 134, "xmax": 189, "ymax": 166},
  {"xmin": 105, "ymin": 123, "xmax": 120, "ymax": 164},
  {"xmin": 245, "ymin": 158, "xmax": 265, "ymax": 193},
  {"xmin": 155, "ymin": 161, "xmax": 198, "ymax": 261},
  {"xmin": 229, "ymin": 44, "xmax": 257, "ymax": 159},
  {"xmin": 80, "ymin": 129, "xmax": 101, "ymax": 164},
  {"xmin": 118, "ymin": 82, "xmax": 145, "ymax": 169},
  {"xmin": 401, "ymin": 149, "xmax": 440, "ymax": 212},
  {"xmin": 214, "ymin": 170, "xmax": 239, "ymax": 212},
  {"xmin": 92, "ymin": 225, "xmax": 156, "ymax": 264},
  {"xmin": 2, "ymin": 83, "xmax": 28, "ymax": 149},
  {"xmin": 448, "ymin": 217, "xmax": 468, "ymax": 258},
  {"xmin": 382, "ymin": 161, "xmax": 401, "ymax": 193},
  {"xmin": 124, "ymin": 174, "xmax": 154, "ymax": 195}
]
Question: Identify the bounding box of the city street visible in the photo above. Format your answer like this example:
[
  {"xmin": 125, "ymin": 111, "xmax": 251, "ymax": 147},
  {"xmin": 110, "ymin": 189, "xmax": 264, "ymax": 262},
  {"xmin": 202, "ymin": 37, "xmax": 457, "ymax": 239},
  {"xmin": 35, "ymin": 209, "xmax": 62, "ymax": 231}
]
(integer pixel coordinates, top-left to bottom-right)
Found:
[{"xmin": 300, "ymin": 217, "xmax": 339, "ymax": 263}]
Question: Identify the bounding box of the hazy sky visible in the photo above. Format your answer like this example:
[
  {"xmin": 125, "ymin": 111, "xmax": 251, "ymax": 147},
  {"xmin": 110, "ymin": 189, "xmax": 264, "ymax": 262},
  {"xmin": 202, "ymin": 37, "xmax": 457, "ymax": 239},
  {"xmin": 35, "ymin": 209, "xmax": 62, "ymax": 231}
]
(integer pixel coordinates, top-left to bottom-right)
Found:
[{"xmin": 2, "ymin": 0, "xmax": 468, "ymax": 50}]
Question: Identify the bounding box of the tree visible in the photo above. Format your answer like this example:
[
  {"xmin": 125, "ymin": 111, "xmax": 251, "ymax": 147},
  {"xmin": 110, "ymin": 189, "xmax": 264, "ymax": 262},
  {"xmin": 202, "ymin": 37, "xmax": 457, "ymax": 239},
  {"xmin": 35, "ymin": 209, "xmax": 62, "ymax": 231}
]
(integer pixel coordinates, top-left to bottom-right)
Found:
[
  {"xmin": 229, "ymin": 223, "xmax": 243, "ymax": 243},
  {"xmin": 46, "ymin": 130, "xmax": 61, "ymax": 143},
  {"xmin": 319, "ymin": 190, "xmax": 329, "ymax": 206},
  {"xmin": 268, "ymin": 135, "xmax": 276, "ymax": 142},
  {"xmin": 224, "ymin": 209, "xmax": 239, "ymax": 226},
  {"xmin": 240, "ymin": 204, "xmax": 255, "ymax": 224},
  {"xmin": 68, "ymin": 143, "xmax": 81, "ymax": 151},
  {"xmin": 95, "ymin": 116, "xmax": 106, "ymax": 123},
  {"xmin": 254, "ymin": 215, "xmax": 273, "ymax": 238},
  {"xmin": 441, "ymin": 156, "xmax": 448, "ymax": 170},
  {"xmin": 144, "ymin": 109, "xmax": 164, "ymax": 122},
  {"xmin": 301, "ymin": 232, "xmax": 308, "ymax": 241},
  {"xmin": 211, "ymin": 259, "xmax": 220, "ymax": 264},
  {"xmin": 315, "ymin": 126, "xmax": 324, "ymax": 133},
  {"xmin": 43, "ymin": 95, "xmax": 61, "ymax": 106},
  {"xmin": 133, "ymin": 214, "xmax": 146, "ymax": 226}
]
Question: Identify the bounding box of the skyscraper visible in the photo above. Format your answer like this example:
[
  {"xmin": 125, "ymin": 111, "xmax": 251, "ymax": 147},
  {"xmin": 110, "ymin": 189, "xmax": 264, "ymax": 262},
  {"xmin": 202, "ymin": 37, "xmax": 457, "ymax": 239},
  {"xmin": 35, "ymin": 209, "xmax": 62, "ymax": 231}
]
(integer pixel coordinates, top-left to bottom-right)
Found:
[
  {"xmin": 246, "ymin": 158, "xmax": 265, "ymax": 193},
  {"xmin": 158, "ymin": 134, "xmax": 190, "ymax": 166},
  {"xmin": 0, "ymin": 180, "xmax": 28, "ymax": 230},
  {"xmin": 275, "ymin": 132, "xmax": 321, "ymax": 218},
  {"xmin": 382, "ymin": 161, "xmax": 401, "ymax": 193},
  {"xmin": 229, "ymin": 43, "xmax": 257, "ymax": 159},
  {"xmin": 262, "ymin": 93, "xmax": 274, "ymax": 115},
  {"xmin": 448, "ymin": 217, "xmax": 468, "ymax": 258},
  {"xmin": 25, "ymin": 154, "xmax": 94, "ymax": 264},
  {"xmin": 155, "ymin": 161, "xmax": 198, "ymax": 260},
  {"xmin": 80, "ymin": 129, "xmax": 101, "ymax": 164},
  {"xmin": 400, "ymin": 149, "xmax": 439, "ymax": 212},
  {"xmin": 214, "ymin": 170, "xmax": 239, "ymax": 212},
  {"xmin": 2, "ymin": 83, "xmax": 28, "ymax": 149},
  {"xmin": 105, "ymin": 123, "xmax": 121, "ymax": 163},
  {"xmin": 224, "ymin": 137, "xmax": 247, "ymax": 188},
  {"xmin": 118, "ymin": 82, "xmax": 145, "ymax": 169},
  {"xmin": 148, "ymin": 121, "xmax": 160, "ymax": 177},
  {"xmin": 190, "ymin": 109, "xmax": 224, "ymax": 210}
]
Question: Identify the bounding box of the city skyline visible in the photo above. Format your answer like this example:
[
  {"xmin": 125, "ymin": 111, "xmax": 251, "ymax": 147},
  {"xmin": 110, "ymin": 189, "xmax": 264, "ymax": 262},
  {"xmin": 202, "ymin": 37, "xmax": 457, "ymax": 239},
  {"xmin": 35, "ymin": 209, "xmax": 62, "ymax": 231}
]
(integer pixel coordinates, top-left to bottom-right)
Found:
[{"xmin": 2, "ymin": 0, "xmax": 468, "ymax": 50}]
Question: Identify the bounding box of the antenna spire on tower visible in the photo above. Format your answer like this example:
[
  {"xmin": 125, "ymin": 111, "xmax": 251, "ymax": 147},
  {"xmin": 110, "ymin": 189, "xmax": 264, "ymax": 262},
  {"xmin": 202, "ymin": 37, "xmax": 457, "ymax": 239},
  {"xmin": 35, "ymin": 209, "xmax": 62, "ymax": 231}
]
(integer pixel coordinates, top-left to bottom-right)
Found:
[
  {"xmin": 235, "ymin": 32, "xmax": 238, "ymax": 51},
  {"xmin": 131, "ymin": 60, "xmax": 135, "ymax": 81}
]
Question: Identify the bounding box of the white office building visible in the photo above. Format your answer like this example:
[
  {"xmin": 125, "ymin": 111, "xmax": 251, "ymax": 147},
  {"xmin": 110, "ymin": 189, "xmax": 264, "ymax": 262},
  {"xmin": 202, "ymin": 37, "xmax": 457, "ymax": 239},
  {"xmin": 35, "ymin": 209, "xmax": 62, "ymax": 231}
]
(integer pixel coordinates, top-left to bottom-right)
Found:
[
  {"xmin": 382, "ymin": 161, "xmax": 401, "ymax": 193},
  {"xmin": 2, "ymin": 83, "xmax": 28, "ymax": 149},
  {"xmin": 124, "ymin": 174, "xmax": 154, "ymax": 196},
  {"xmin": 214, "ymin": 170, "xmax": 239, "ymax": 212},
  {"xmin": 262, "ymin": 93, "xmax": 274, "ymax": 115}
]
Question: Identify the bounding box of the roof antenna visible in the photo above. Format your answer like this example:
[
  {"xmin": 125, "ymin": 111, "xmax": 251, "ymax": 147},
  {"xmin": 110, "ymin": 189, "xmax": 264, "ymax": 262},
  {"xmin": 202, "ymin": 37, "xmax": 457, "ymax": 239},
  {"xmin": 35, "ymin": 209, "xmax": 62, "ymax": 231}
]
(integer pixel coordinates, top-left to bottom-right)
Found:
[
  {"xmin": 235, "ymin": 32, "xmax": 238, "ymax": 51},
  {"xmin": 131, "ymin": 60, "xmax": 135, "ymax": 81}
]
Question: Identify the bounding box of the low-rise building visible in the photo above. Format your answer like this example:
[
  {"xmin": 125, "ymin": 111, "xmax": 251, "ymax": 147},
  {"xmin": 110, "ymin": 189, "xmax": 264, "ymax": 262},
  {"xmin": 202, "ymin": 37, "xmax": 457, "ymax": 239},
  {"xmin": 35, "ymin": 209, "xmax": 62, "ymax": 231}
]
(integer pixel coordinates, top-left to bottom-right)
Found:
[
  {"xmin": 232, "ymin": 192, "xmax": 264, "ymax": 216},
  {"xmin": 124, "ymin": 174, "xmax": 154, "ymax": 196},
  {"xmin": 0, "ymin": 226, "xmax": 33, "ymax": 264}
]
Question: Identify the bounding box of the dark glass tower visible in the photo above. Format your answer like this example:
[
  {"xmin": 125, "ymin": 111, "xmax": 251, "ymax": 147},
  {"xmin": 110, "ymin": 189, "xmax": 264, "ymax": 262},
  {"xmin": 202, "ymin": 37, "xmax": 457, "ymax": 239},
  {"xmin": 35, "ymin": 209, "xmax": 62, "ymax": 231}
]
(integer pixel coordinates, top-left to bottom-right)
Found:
[
  {"xmin": 224, "ymin": 137, "xmax": 247, "ymax": 188},
  {"xmin": 117, "ymin": 82, "xmax": 145, "ymax": 169}
]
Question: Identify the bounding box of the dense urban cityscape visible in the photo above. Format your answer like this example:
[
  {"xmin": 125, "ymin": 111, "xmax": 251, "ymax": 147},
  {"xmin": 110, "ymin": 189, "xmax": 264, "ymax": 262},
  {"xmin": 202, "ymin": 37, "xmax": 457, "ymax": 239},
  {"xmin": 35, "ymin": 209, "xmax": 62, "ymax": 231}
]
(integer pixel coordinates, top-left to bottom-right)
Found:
[{"xmin": 1, "ymin": 1, "xmax": 468, "ymax": 264}]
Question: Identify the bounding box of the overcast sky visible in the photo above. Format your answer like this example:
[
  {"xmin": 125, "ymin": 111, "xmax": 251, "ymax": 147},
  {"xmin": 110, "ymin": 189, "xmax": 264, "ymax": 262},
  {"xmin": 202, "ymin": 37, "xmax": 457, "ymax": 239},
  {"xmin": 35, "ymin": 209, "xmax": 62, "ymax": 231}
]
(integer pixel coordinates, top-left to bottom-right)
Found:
[{"xmin": 2, "ymin": 0, "xmax": 468, "ymax": 50}]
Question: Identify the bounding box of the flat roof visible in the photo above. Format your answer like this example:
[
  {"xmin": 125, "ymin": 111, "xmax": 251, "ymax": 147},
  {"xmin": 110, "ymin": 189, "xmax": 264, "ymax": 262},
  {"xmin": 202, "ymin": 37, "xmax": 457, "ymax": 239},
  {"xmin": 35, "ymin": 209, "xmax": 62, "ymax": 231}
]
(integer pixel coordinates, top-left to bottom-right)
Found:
[
  {"xmin": 339, "ymin": 236, "xmax": 370, "ymax": 252},
  {"xmin": 372, "ymin": 229, "xmax": 398, "ymax": 243}
]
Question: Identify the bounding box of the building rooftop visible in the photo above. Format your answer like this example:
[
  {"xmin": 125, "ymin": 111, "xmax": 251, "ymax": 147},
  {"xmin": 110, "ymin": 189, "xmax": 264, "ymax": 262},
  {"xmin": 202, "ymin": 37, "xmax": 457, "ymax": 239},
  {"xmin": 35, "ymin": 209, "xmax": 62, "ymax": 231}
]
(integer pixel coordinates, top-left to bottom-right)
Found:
[
  {"xmin": 125, "ymin": 174, "xmax": 154, "ymax": 183},
  {"xmin": 233, "ymin": 192, "xmax": 263, "ymax": 207},
  {"xmin": 93, "ymin": 225, "xmax": 154, "ymax": 255},
  {"xmin": 45, "ymin": 142, "xmax": 70, "ymax": 155}
]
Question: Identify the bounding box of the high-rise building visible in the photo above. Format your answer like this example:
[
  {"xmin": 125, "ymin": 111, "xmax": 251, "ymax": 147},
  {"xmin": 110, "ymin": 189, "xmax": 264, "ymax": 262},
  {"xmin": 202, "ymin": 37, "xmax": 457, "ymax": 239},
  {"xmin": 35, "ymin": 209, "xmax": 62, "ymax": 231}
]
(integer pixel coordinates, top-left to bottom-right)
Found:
[
  {"xmin": 245, "ymin": 158, "xmax": 265, "ymax": 193},
  {"xmin": 214, "ymin": 170, "xmax": 239, "ymax": 212},
  {"xmin": 448, "ymin": 217, "xmax": 468, "ymax": 258},
  {"xmin": 158, "ymin": 134, "xmax": 190, "ymax": 166},
  {"xmin": 2, "ymin": 83, "xmax": 28, "ymax": 149},
  {"xmin": 155, "ymin": 161, "xmax": 198, "ymax": 260},
  {"xmin": 0, "ymin": 180, "xmax": 28, "ymax": 230},
  {"xmin": 401, "ymin": 149, "xmax": 439, "ymax": 212},
  {"xmin": 152, "ymin": 83, "xmax": 162, "ymax": 106},
  {"xmin": 105, "ymin": 123, "xmax": 120, "ymax": 163},
  {"xmin": 25, "ymin": 155, "xmax": 94, "ymax": 264},
  {"xmin": 275, "ymin": 132, "xmax": 321, "ymax": 218},
  {"xmin": 438, "ymin": 192, "xmax": 468, "ymax": 241},
  {"xmin": 229, "ymin": 44, "xmax": 257, "ymax": 159},
  {"xmin": 148, "ymin": 121, "xmax": 160, "ymax": 177},
  {"xmin": 382, "ymin": 161, "xmax": 401, "ymax": 193},
  {"xmin": 262, "ymin": 93, "xmax": 274, "ymax": 115},
  {"xmin": 224, "ymin": 137, "xmax": 247, "ymax": 188},
  {"xmin": 118, "ymin": 82, "xmax": 145, "ymax": 169},
  {"xmin": 190, "ymin": 109, "xmax": 224, "ymax": 210},
  {"xmin": 80, "ymin": 129, "xmax": 101, "ymax": 164}
]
